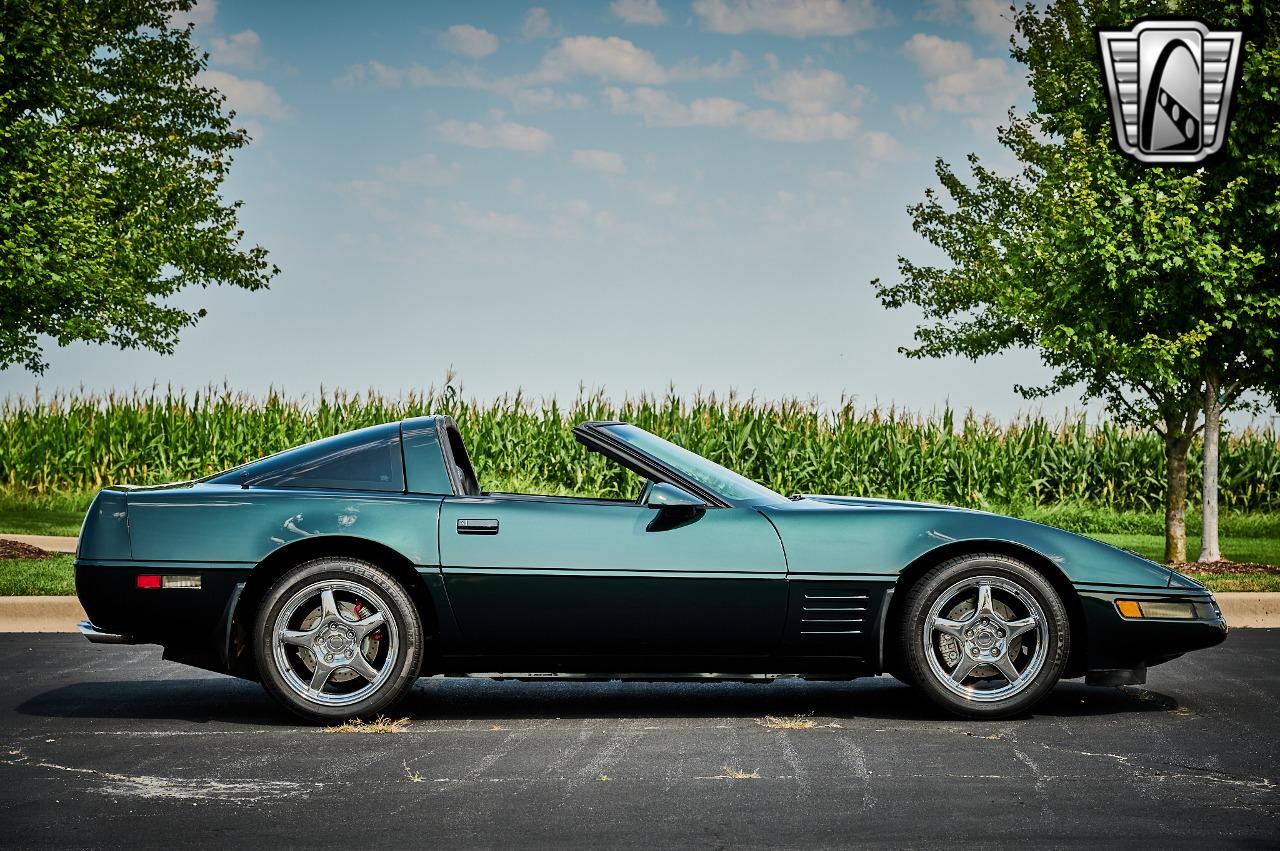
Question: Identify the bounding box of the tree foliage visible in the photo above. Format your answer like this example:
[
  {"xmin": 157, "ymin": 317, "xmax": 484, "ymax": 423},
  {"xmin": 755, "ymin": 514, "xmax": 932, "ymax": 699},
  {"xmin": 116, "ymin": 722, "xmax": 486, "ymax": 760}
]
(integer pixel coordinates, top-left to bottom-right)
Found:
[
  {"xmin": 873, "ymin": 0, "xmax": 1279, "ymax": 561},
  {"xmin": 0, "ymin": 0, "xmax": 276, "ymax": 373}
]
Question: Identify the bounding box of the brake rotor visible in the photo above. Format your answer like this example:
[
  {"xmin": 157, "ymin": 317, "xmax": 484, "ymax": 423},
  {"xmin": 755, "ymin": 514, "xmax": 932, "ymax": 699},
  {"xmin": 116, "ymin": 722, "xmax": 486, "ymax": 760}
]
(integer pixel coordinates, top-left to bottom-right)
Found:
[
  {"xmin": 296, "ymin": 599, "xmax": 383, "ymax": 683},
  {"xmin": 938, "ymin": 596, "xmax": 1024, "ymax": 677}
]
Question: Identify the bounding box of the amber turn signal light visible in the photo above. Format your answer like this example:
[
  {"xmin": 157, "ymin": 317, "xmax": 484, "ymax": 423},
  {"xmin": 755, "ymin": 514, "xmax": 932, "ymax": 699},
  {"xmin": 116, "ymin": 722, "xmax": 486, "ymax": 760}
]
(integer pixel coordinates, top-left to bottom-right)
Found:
[
  {"xmin": 1115, "ymin": 599, "xmax": 1199, "ymax": 619},
  {"xmin": 1116, "ymin": 599, "xmax": 1143, "ymax": 618}
]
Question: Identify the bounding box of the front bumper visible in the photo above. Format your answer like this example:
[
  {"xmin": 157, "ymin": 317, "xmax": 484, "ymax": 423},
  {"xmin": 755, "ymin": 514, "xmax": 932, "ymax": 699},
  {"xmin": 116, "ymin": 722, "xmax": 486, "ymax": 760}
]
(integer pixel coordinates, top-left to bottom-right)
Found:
[{"xmin": 1077, "ymin": 584, "xmax": 1227, "ymax": 675}]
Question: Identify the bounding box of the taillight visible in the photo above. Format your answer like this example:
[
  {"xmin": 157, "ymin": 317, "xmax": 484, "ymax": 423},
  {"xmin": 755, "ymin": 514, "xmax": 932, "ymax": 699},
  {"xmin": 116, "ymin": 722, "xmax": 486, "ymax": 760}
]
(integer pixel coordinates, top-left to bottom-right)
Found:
[{"xmin": 136, "ymin": 574, "xmax": 200, "ymax": 589}]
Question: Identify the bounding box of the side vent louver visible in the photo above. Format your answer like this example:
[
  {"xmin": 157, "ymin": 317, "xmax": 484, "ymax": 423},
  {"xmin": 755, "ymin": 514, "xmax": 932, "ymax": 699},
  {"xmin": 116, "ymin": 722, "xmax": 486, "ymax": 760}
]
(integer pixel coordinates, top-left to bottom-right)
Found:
[{"xmin": 798, "ymin": 589, "xmax": 867, "ymax": 635}]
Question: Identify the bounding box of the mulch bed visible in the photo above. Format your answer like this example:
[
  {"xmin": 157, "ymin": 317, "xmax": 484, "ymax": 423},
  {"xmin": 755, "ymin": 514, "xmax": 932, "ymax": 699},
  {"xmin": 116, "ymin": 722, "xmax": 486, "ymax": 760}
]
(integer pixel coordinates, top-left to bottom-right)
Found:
[
  {"xmin": 1172, "ymin": 560, "xmax": 1280, "ymax": 576},
  {"xmin": 0, "ymin": 539, "xmax": 51, "ymax": 560}
]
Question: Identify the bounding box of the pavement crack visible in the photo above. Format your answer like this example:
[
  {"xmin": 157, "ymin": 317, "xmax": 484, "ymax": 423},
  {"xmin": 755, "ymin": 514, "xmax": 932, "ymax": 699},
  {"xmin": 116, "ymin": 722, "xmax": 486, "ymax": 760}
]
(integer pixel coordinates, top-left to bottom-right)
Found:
[{"xmin": 9, "ymin": 757, "xmax": 322, "ymax": 803}]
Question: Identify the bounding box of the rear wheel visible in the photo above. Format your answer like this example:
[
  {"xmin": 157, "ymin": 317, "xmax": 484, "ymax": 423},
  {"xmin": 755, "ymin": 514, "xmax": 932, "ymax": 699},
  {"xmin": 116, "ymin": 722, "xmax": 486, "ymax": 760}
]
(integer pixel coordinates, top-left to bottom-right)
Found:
[
  {"xmin": 900, "ymin": 554, "xmax": 1069, "ymax": 719},
  {"xmin": 254, "ymin": 557, "xmax": 423, "ymax": 723}
]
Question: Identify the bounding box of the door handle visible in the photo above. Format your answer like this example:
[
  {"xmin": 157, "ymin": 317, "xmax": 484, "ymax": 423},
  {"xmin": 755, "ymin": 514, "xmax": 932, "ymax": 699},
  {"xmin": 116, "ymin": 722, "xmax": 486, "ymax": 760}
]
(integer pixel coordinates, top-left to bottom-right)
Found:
[{"xmin": 457, "ymin": 518, "xmax": 499, "ymax": 535}]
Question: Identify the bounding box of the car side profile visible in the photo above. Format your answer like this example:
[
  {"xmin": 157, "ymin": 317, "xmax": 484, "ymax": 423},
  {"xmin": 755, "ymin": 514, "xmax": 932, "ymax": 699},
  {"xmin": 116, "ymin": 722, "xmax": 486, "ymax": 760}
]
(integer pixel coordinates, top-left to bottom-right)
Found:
[{"xmin": 75, "ymin": 416, "xmax": 1227, "ymax": 722}]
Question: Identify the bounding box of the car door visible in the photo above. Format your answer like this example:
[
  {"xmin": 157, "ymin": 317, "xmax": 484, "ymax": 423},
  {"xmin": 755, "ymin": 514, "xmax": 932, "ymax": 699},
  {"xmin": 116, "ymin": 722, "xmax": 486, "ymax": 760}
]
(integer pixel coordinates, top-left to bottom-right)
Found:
[{"xmin": 438, "ymin": 493, "xmax": 788, "ymax": 656}]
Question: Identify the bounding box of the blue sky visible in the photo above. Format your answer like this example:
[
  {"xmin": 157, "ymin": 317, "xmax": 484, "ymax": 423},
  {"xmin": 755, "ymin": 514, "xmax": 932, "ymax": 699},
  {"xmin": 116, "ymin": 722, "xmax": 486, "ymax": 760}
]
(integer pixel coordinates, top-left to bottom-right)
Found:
[{"xmin": 4, "ymin": 0, "xmax": 1096, "ymax": 418}]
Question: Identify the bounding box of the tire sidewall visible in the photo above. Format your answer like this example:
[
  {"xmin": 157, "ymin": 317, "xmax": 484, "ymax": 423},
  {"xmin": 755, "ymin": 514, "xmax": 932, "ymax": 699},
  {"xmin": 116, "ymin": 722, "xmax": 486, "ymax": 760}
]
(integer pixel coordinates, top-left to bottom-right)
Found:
[
  {"xmin": 254, "ymin": 557, "xmax": 423, "ymax": 723},
  {"xmin": 902, "ymin": 554, "xmax": 1069, "ymax": 719}
]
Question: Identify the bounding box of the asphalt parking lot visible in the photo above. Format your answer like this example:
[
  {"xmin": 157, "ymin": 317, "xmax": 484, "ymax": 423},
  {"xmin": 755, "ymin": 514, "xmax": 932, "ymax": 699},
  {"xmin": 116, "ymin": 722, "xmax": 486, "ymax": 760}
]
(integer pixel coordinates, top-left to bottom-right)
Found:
[{"xmin": 1, "ymin": 632, "xmax": 1277, "ymax": 849}]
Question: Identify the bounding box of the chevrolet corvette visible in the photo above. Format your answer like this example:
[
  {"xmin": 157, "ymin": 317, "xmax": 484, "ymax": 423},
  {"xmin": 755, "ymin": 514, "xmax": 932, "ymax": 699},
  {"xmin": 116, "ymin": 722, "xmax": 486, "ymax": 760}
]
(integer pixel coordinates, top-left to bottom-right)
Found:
[{"xmin": 75, "ymin": 416, "xmax": 1226, "ymax": 722}]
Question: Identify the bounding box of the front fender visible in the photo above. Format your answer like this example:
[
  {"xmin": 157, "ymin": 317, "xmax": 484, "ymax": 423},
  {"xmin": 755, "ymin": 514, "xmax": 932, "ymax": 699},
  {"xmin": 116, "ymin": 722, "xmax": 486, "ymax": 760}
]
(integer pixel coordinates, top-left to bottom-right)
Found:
[{"xmin": 760, "ymin": 502, "xmax": 1172, "ymax": 588}]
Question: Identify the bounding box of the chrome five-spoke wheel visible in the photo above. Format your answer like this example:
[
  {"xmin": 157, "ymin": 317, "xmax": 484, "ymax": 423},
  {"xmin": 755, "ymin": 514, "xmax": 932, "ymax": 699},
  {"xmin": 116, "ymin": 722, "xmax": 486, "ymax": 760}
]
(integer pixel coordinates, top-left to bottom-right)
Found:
[
  {"xmin": 924, "ymin": 576, "xmax": 1048, "ymax": 702},
  {"xmin": 902, "ymin": 554, "xmax": 1070, "ymax": 719},
  {"xmin": 272, "ymin": 579, "xmax": 400, "ymax": 706},
  {"xmin": 255, "ymin": 557, "xmax": 423, "ymax": 722}
]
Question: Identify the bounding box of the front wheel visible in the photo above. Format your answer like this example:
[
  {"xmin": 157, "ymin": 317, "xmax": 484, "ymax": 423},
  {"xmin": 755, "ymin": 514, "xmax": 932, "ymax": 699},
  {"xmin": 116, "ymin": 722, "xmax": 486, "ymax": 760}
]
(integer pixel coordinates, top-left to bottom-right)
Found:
[
  {"xmin": 254, "ymin": 557, "xmax": 423, "ymax": 723},
  {"xmin": 900, "ymin": 554, "xmax": 1069, "ymax": 719}
]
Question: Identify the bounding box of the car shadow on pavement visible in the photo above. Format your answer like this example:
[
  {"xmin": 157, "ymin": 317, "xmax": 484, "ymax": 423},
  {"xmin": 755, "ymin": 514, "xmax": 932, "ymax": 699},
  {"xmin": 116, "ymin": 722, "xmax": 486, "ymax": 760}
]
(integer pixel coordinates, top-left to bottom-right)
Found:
[
  {"xmin": 14, "ymin": 674, "xmax": 1178, "ymax": 726},
  {"xmin": 402, "ymin": 675, "xmax": 1179, "ymax": 722},
  {"xmin": 15, "ymin": 677, "xmax": 282, "ymax": 725}
]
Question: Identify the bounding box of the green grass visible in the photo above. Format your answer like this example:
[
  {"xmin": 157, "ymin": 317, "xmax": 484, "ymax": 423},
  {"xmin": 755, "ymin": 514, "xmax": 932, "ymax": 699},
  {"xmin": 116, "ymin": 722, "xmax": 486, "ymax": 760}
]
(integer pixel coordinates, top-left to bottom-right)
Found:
[
  {"xmin": 1007, "ymin": 504, "xmax": 1280, "ymax": 538},
  {"xmin": 1087, "ymin": 533, "xmax": 1280, "ymax": 566},
  {"xmin": 0, "ymin": 555, "xmax": 75, "ymax": 596},
  {"xmin": 1192, "ymin": 573, "xmax": 1280, "ymax": 592},
  {"xmin": 0, "ymin": 491, "xmax": 91, "ymax": 537}
]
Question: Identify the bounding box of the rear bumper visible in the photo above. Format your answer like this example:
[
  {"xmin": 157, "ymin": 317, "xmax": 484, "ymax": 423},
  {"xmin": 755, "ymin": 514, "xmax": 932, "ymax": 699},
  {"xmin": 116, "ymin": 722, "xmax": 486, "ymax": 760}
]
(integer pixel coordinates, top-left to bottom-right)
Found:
[
  {"xmin": 78, "ymin": 620, "xmax": 134, "ymax": 645},
  {"xmin": 75, "ymin": 560, "xmax": 251, "ymax": 646}
]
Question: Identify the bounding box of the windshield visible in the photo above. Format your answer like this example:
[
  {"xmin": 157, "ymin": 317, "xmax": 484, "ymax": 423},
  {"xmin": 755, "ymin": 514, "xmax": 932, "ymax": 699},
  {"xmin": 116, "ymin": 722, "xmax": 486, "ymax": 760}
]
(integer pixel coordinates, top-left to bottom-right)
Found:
[{"xmin": 601, "ymin": 424, "xmax": 786, "ymax": 504}]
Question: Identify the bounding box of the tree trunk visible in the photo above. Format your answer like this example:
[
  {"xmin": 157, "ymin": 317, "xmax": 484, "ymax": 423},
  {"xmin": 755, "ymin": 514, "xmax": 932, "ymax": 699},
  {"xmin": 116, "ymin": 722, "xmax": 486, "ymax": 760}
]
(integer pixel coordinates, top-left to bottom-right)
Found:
[
  {"xmin": 1198, "ymin": 376, "xmax": 1222, "ymax": 563},
  {"xmin": 1163, "ymin": 426, "xmax": 1192, "ymax": 564}
]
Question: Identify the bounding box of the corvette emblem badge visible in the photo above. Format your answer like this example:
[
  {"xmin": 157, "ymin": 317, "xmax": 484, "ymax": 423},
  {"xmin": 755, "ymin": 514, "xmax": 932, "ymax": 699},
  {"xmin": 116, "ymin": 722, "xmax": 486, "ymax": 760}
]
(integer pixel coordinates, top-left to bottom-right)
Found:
[{"xmin": 1096, "ymin": 19, "xmax": 1243, "ymax": 165}]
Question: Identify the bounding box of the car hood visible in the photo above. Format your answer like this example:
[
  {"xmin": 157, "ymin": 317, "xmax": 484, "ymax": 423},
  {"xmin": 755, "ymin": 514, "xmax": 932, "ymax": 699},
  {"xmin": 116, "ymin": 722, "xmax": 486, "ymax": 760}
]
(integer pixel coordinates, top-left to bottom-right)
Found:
[
  {"xmin": 759, "ymin": 495, "xmax": 1175, "ymax": 589},
  {"xmin": 798, "ymin": 494, "xmax": 977, "ymax": 512}
]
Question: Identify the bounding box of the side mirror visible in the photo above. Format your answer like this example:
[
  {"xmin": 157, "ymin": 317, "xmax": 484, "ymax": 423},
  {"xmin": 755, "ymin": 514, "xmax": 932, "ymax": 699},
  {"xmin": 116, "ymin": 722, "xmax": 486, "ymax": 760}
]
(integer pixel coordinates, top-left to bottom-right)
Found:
[{"xmin": 644, "ymin": 482, "xmax": 706, "ymax": 509}]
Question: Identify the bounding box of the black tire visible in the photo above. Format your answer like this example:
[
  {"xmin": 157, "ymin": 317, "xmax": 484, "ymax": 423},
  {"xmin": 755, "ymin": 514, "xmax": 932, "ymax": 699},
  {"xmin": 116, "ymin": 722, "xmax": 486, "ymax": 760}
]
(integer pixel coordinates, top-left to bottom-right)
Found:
[
  {"xmin": 900, "ymin": 553, "xmax": 1069, "ymax": 719},
  {"xmin": 253, "ymin": 557, "xmax": 423, "ymax": 724}
]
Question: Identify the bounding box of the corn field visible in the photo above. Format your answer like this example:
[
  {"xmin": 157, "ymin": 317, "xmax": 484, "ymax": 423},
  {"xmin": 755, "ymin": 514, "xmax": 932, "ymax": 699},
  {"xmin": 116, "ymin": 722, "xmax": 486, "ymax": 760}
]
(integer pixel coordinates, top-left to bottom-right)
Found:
[{"xmin": 1, "ymin": 386, "xmax": 1277, "ymax": 511}]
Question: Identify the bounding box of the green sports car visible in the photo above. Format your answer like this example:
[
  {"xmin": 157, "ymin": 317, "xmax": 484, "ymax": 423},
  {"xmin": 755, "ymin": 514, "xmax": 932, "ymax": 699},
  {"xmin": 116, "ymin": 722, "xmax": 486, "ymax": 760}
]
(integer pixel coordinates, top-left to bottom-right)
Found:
[{"xmin": 75, "ymin": 416, "xmax": 1226, "ymax": 722}]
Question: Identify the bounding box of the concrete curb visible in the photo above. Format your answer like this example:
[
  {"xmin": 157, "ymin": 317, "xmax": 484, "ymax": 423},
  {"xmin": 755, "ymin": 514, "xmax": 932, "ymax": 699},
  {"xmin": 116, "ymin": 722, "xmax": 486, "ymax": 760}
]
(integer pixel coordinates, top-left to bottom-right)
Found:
[
  {"xmin": 0, "ymin": 596, "xmax": 87, "ymax": 632},
  {"xmin": 0, "ymin": 534, "xmax": 77, "ymax": 554},
  {"xmin": 1, "ymin": 593, "xmax": 1278, "ymax": 634},
  {"xmin": 1214, "ymin": 592, "xmax": 1280, "ymax": 629}
]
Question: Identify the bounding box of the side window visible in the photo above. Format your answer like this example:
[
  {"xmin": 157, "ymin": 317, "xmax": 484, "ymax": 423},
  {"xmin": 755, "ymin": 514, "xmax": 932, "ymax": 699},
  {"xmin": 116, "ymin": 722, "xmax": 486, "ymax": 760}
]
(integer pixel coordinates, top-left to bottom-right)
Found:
[{"xmin": 266, "ymin": 435, "xmax": 405, "ymax": 492}]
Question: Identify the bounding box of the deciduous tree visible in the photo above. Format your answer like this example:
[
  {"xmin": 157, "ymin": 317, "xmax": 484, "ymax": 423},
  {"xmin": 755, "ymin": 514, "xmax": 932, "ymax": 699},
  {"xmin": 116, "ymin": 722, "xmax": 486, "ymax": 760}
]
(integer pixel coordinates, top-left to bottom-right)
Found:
[
  {"xmin": 0, "ymin": 0, "xmax": 276, "ymax": 373},
  {"xmin": 873, "ymin": 0, "xmax": 1279, "ymax": 563}
]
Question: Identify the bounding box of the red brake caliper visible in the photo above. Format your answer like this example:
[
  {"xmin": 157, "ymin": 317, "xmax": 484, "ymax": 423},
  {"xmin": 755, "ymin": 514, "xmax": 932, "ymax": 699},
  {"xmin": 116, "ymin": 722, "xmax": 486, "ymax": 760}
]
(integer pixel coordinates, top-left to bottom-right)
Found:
[{"xmin": 353, "ymin": 601, "xmax": 383, "ymax": 642}]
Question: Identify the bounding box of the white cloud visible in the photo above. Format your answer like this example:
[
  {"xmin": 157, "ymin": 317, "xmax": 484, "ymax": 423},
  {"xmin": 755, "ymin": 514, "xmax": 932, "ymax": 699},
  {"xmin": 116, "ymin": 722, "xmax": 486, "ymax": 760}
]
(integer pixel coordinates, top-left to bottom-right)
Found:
[
  {"xmin": 629, "ymin": 181, "xmax": 681, "ymax": 205},
  {"xmin": 920, "ymin": 0, "xmax": 1013, "ymax": 40},
  {"xmin": 508, "ymin": 87, "xmax": 589, "ymax": 111},
  {"xmin": 965, "ymin": 0, "xmax": 1014, "ymax": 39},
  {"xmin": 755, "ymin": 68, "xmax": 869, "ymax": 115},
  {"xmin": 338, "ymin": 153, "xmax": 461, "ymax": 221},
  {"xmin": 674, "ymin": 50, "xmax": 749, "ymax": 81},
  {"xmin": 521, "ymin": 7, "xmax": 558, "ymax": 39},
  {"xmin": 209, "ymin": 30, "xmax": 261, "ymax": 69},
  {"xmin": 453, "ymin": 203, "xmax": 533, "ymax": 236},
  {"xmin": 439, "ymin": 24, "xmax": 499, "ymax": 58},
  {"xmin": 612, "ymin": 0, "xmax": 668, "ymax": 25},
  {"xmin": 861, "ymin": 129, "xmax": 902, "ymax": 160},
  {"xmin": 334, "ymin": 61, "xmax": 395, "ymax": 89},
  {"xmin": 605, "ymin": 87, "xmax": 746, "ymax": 127},
  {"xmin": 537, "ymin": 36, "xmax": 668, "ymax": 83},
  {"xmin": 692, "ymin": 0, "xmax": 886, "ymax": 37},
  {"xmin": 741, "ymin": 109, "xmax": 860, "ymax": 142},
  {"xmin": 169, "ymin": 0, "xmax": 217, "ymax": 28},
  {"xmin": 901, "ymin": 32, "xmax": 974, "ymax": 76},
  {"xmin": 535, "ymin": 36, "xmax": 745, "ymax": 84},
  {"xmin": 384, "ymin": 153, "xmax": 461, "ymax": 186},
  {"xmin": 337, "ymin": 179, "xmax": 395, "ymax": 220},
  {"xmin": 608, "ymin": 86, "xmax": 858, "ymax": 142},
  {"xmin": 901, "ymin": 33, "xmax": 1020, "ymax": 116},
  {"xmin": 894, "ymin": 102, "xmax": 932, "ymax": 128},
  {"xmin": 437, "ymin": 118, "xmax": 553, "ymax": 151},
  {"xmin": 337, "ymin": 37, "xmax": 744, "ymax": 108},
  {"xmin": 335, "ymin": 61, "xmax": 586, "ymax": 112},
  {"xmin": 571, "ymin": 149, "xmax": 627, "ymax": 174},
  {"xmin": 197, "ymin": 70, "xmax": 291, "ymax": 119}
]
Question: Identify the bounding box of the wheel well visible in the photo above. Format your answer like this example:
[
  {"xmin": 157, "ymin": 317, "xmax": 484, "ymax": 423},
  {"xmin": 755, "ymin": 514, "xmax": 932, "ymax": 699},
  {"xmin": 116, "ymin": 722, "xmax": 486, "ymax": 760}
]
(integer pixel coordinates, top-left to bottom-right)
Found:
[
  {"xmin": 226, "ymin": 536, "xmax": 439, "ymax": 679},
  {"xmin": 881, "ymin": 540, "xmax": 1087, "ymax": 679}
]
